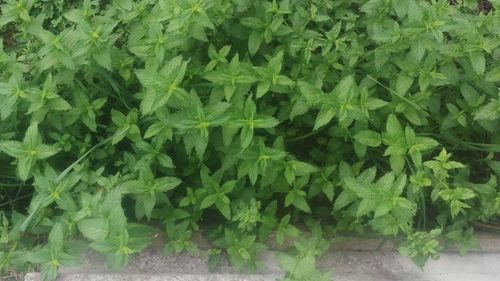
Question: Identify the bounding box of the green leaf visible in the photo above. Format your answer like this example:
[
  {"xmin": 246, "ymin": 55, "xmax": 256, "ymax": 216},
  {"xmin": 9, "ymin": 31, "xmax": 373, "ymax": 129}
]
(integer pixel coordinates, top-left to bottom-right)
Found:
[
  {"xmin": 313, "ymin": 106, "xmax": 336, "ymax": 130},
  {"xmin": 354, "ymin": 130, "xmax": 381, "ymax": 147},
  {"xmin": 155, "ymin": 176, "xmax": 182, "ymax": 192},
  {"xmin": 26, "ymin": 248, "xmax": 51, "ymax": 264},
  {"xmin": 485, "ymin": 66, "xmax": 500, "ymax": 82},
  {"xmin": 298, "ymin": 81, "xmax": 323, "ymax": 102},
  {"xmin": 248, "ymin": 31, "xmax": 263, "ymax": 55},
  {"xmin": 469, "ymin": 52, "xmax": 485, "ymax": 75},
  {"xmin": 474, "ymin": 99, "xmax": 500, "ymax": 121},
  {"xmin": 107, "ymin": 252, "xmax": 128, "ymax": 269},
  {"xmin": 93, "ymin": 48, "xmax": 112, "ymax": 70},
  {"xmin": 396, "ymin": 73, "xmax": 413, "ymax": 95},
  {"xmin": 241, "ymin": 17, "xmax": 263, "ymax": 29},
  {"xmin": 200, "ymin": 194, "xmax": 218, "ymax": 209},
  {"xmin": 285, "ymin": 191, "xmax": 311, "ymax": 213},
  {"xmin": 240, "ymin": 125, "xmax": 254, "ymax": 149},
  {"xmin": 58, "ymin": 252, "xmax": 81, "ymax": 267},
  {"xmin": 24, "ymin": 122, "xmax": 42, "ymax": 147},
  {"xmin": 135, "ymin": 56, "xmax": 188, "ymax": 115},
  {"xmin": 389, "ymin": 154, "xmax": 405, "ymax": 174},
  {"xmin": 256, "ymin": 81, "xmax": 271, "ymax": 98},
  {"xmin": 0, "ymin": 122, "xmax": 60, "ymax": 180},
  {"xmin": 291, "ymin": 195, "xmax": 311, "ymax": 213},
  {"xmin": 0, "ymin": 141, "xmax": 24, "ymax": 158},
  {"xmin": 386, "ymin": 114, "xmax": 403, "ymax": 137},
  {"xmin": 412, "ymin": 137, "xmax": 439, "ymax": 152},
  {"xmin": 216, "ymin": 199, "xmax": 231, "ymax": 219},
  {"xmin": 356, "ymin": 196, "xmax": 376, "ymax": 217},
  {"xmin": 276, "ymin": 253, "xmax": 295, "ymax": 272},
  {"xmin": 361, "ymin": 0, "xmax": 385, "ymax": 14},
  {"xmin": 36, "ymin": 144, "xmax": 60, "ymax": 159},
  {"xmin": 40, "ymin": 264, "xmax": 58, "ymax": 281},
  {"xmin": 89, "ymin": 240, "xmax": 114, "ymax": 254},
  {"xmin": 48, "ymin": 223, "xmax": 64, "ymax": 250},
  {"xmin": 392, "ymin": 0, "xmax": 409, "ymax": 18},
  {"xmin": 127, "ymin": 224, "xmax": 154, "ymax": 252},
  {"xmin": 254, "ymin": 116, "xmax": 279, "ymax": 128},
  {"xmin": 78, "ymin": 218, "xmax": 109, "ymax": 241}
]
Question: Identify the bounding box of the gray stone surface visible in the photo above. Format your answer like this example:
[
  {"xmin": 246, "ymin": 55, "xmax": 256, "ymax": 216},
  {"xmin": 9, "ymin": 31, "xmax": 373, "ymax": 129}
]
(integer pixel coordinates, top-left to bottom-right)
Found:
[
  {"xmin": 421, "ymin": 252, "xmax": 500, "ymax": 281},
  {"xmin": 319, "ymin": 250, "xmax": 500, "ymax": 281},
  {"xmin": 24, "ymin": 249, "xmax": 500, "ymax": 281},
  {"xmin": 24, "ymin": 233, "xmax": 500, "ymax": 281},
  {"xmin": 24, "ymin": 274, "xmax": 278, "ymax": 281}
]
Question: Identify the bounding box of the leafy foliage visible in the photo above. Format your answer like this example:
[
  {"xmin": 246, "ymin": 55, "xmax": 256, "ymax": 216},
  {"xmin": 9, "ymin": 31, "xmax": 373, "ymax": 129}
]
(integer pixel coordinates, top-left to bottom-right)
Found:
[{"xmin": 0, "ymin": 0, "xmax": 499, "ymax": 280}]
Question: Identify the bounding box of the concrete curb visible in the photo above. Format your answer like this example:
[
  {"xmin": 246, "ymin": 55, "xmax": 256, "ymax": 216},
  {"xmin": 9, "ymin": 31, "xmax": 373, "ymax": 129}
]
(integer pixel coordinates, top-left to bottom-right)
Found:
[
  {"xmin": 23, "ymin": 232, "xmax": 500, "ymax": 281},
  {"xmin": 23, "ymin": 249, "xmax": 500, "ymax": 281},
  {"xmin": 24, "ymin": 273, "xmax": 280, "ymax": 281}
]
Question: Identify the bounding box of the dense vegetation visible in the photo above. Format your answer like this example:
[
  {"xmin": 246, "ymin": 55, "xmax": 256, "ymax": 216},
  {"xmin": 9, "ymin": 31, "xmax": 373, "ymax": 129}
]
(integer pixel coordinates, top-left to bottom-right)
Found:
[{"xmin": 0, "ymin": 0, "xmax": 499, "ymax": 280}]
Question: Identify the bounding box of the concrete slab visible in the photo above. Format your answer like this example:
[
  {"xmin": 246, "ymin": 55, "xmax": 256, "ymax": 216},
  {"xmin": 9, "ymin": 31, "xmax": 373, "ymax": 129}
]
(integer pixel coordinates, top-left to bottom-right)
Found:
[
  {"xmin": 23, "ymin": 249, "xmax": 500, "ymax": 281},
  {"xmin": 24, "ymin": 274, "xmax": 279, "ymax": 281},
  {"xmin": 320, "ymin": 251, "xmax": 500, "ymax": 281},
  {"xmin": 23, "ymin": 232, "xmax": 500, "ymax": 281},
  {"xmin": 421, "ymin": 252, "xmax": 500, "ymax": 281}
]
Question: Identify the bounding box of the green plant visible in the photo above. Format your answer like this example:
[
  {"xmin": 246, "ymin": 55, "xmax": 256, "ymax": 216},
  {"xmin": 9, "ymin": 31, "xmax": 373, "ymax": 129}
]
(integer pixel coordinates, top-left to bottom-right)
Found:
[
  {"xmin": 0, "ymin": 0, "xmax": 499, "ymax": 280},
  {"xmin": 398, "ymin": 228, "xmax": 443, "ymax": 268}
]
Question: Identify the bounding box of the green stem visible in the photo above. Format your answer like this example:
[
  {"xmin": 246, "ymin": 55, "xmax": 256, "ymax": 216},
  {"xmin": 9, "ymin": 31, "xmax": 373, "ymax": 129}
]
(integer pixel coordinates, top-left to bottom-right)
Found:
[
  {"xmin": 405, "ymin": 157, "xmax": 426, "ymax": 230},
  {"xmin": 0, "ymin": 193, "xmax": 33, "ymax": 208},
  {"xmin": 420, "ymin": 191, "xmax": 427, "ymax": 230},
  {"xmin": 285, "ymin": 127, "xmax": 326, "ymax": 142},
  {"xmin": 367, "ymin": 75, "xmax": 423, "ymax": 112},
  {"xmin": 298, "ymin": 19, "xmax": 311, "ymax": 35},
  {"xmin": 0, "ymin": 183, "xmax": 31, "ymax": 187}
]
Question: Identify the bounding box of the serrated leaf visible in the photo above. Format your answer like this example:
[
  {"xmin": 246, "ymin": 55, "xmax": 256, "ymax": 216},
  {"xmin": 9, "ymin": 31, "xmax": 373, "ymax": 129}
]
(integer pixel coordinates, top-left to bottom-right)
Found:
[
  {"xmin": 78, "ymin": 218, "xmax": 109, "ymax": 241},
  {"xmin": 0, "ymin": 141, "xmax": 24, "ymax": 158},
  {"xmin": 248, "ymin": 31, "xmax": 262, "ymax": 55},
  {"xmin": 291, "ymin": 195, "xmax": 311, "ymax": 213},
  {"xmin": 396, "ymin": 73, "xmax": 413, "ymax": 95},
  {"xmin": 469, "ymin": 52, "xmax": 485, "ymax": 75},
  {"xmin": 314, "ymin": 106, "xmax": 336, "ymax": 130},
  {"xmin": 386, "ymin": 114, "xmax": 403, "ymax": 136},
  {"xmin": 485, "ymin": 66, "xmax": 500, "ymax": 82},
  {"xmin": 200, "ymin": 194, "xmax": 218, "ymax": 209},
  {"xmin": 354, "ymin": 130, "xmax": 381, "ymax": 147}
]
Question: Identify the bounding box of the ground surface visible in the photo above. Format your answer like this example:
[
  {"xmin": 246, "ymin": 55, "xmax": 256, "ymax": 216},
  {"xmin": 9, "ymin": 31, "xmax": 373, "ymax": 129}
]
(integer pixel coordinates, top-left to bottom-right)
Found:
[
  {"xmin": 23, "ymin": 235, "xmax": 500, "ymax": 281},
  {"xmin": 23, "ymin": 252, "xmax": 500, "ymax": 281}
]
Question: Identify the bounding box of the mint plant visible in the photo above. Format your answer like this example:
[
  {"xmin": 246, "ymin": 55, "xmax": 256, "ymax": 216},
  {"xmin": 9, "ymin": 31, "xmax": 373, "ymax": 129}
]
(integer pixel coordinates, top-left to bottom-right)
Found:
[{"xmin": 0, "ymin": 1, "xmax": 499, "ymax": 280}]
